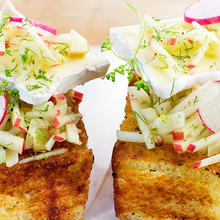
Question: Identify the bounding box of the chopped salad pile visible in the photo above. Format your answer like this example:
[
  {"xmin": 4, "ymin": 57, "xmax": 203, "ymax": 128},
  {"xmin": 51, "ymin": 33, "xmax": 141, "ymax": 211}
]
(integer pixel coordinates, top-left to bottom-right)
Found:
[
  {"xmin": 0, "ymin": 10, "xmax": 89, "ymax": 167},
  {"xmin": 102, "ymin": 3, "xmax": 220, "ymax": 169}
]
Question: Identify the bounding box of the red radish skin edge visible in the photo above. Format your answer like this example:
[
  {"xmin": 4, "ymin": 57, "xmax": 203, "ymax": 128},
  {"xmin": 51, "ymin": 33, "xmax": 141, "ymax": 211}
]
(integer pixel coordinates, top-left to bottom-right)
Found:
[
  {"xmin": 0, "ymin": 95, "xmax": 7, "ymax": 125},
  {"xmin": 18, "ymin": 126, "xmax": 28, "ymax": 133},
  {"xmin": 13, "ymin": 117, "xmax": 22, "ymax": 128},
  {"xmin": 184, "ymin": 0, "xmax": 220, "ymax": 25},
  {"xmin": 193, "ymin": 161, "xmax": 201, "ymax": 169},
  {"xmin": 197, "ymin": 109, "xmax": 215, "ymax": 134},
  {"xmin": 10, "ymin": 17, "xmax": 57, "ymax": 35},
  {"xmin": 197, "ymin": 80, "xmax": 220, "ymax": 134},
  {"xmin": 148, "ymin": 38, "xmax": 154, "ymax": 46}
]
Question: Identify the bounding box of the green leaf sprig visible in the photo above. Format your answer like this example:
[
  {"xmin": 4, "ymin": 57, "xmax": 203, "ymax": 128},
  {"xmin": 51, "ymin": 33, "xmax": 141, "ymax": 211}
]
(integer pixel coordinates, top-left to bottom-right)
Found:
[
  {"xmin": 101, "ymin": 3, "xmax": 149, "ymax": 93},
  {"xmin": 0, "ymin": 80, "xmax": 19, "ymax": 98}
]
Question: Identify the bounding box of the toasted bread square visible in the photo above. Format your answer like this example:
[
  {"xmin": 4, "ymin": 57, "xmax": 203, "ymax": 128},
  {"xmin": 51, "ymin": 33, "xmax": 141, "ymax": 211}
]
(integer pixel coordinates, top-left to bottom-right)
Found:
[
  {"xmin": 0, "ymin": 102, "xmax": 93, "ymax": 220},
  {"xmin": 112, "ymin": 94, "xmax": 220, "ymax": 220}
]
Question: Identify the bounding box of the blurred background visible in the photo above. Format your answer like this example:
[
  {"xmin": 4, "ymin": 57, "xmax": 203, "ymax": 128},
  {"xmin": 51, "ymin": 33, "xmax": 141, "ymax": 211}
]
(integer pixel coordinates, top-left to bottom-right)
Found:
[{"xmin": 0, "ymin": 0, "xmax": 196, "ymax": 45}]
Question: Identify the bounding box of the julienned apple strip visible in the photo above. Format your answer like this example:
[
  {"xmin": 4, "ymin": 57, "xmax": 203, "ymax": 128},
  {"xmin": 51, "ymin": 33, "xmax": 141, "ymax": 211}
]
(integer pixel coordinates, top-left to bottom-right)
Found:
[
  {"xmin": 128, "ymin": 86, "xmax": 151, "ymax": 109},
  {"xmin": 172, "ymin": 112, "xmax": 202, "ymax": 140},
  {"xmin": 149, "ymin": 111, "xmax": 185, "ymax": 135},
  {"xmin": 192, "ymin": 21, "xmax": 220, "ymax": 47},
  {"xmin": 186, "ymin": 36, "xmax": 212, "ymax": 69},
  {"xmin": 208, "ymin": 139, "xmax": 220, "ymax": 157},
  {"xmin": 130, "ymin": 97, "xmax": 155, "ymax": 149},
  {"xmin": 5, "ymin": 149, "xmax": 18, "ymax": 167},
  {"xmin": 169, "ymin": 79, "xmax": 218, "ymax": 117},
  {"xmin": 193, "ymin": 153, "xmax": 220, "ymax": 169},
  {"xmin": 173, "ymin": 128, "xmax": 211, "ymax": 153},
  {"xmin": 0, "ymin": 130, "xmax": 24, "ymax": 154},
  {"xmin": 66, "ymin": 122, "xmax": 82, "ymax": 145},
  {"xmin": 141, "ymin": 108, "xmax": 158, "ymax": 124},
  {"xmin": 26, "ymin": 108, "xmax": 60, "ymax": 118},
  {"xmin": 148, "ymin": 38, "xmax": 184, "ymax": 77},
  {"xmin": 187, "ymin": 131, "xmax": 220, "ymax": 153},
  {"xmin": 116, "ymin": 130, "xmax": 145, "ymax": 143},
  {"xmin": 23, "ymin": 19, "xmax": 59, "ymax": 67},
  {"xmin": 19, "ymin": 148, "xmax": 68, "ymax": 165},
  {"xmin": 169, "ymin": 79, "xmax": 216, "ymax": 114}
]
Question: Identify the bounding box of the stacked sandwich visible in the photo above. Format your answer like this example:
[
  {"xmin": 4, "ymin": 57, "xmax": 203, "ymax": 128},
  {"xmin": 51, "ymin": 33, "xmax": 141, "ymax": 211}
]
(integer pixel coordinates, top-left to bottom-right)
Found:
[
  {"xmin": 0, "ymin": 1, "xmax": 109, "ymax": 219},
  {"xmin": 108, "ymin": 1, "xmax": 220, "ymax": 219}
]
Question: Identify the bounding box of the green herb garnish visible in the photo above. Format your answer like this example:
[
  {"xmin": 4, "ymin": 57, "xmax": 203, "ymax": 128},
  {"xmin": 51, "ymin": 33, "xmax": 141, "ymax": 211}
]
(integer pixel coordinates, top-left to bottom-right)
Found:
[{"xmin": 101, "ymin": 3, "xmax": 149, "ymax": 93}]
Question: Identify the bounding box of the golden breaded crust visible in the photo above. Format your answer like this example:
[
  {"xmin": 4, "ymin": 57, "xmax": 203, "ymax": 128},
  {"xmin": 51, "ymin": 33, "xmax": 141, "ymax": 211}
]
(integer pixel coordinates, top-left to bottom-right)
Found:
[
  {"xmin": 112, "ymin": 95, "xmax": 220, "ymax": 220},
  {"xmin": 0, "ymin": 102, "xmax": 93, "ymax": 220}
]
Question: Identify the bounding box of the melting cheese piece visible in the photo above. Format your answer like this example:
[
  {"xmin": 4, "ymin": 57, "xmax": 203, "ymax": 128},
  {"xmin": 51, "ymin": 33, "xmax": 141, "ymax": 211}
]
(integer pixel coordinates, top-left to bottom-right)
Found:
[
  {"xmin": 110, "ymin": 18, "xmax": 220, "ymax": 99},
  {"xmin": 0, "ymin": 54, "xmax": 109, "ymax": 105},
  {"xmin": 0, "ymin": 1, "xmax": 110, "ymax": 105}
]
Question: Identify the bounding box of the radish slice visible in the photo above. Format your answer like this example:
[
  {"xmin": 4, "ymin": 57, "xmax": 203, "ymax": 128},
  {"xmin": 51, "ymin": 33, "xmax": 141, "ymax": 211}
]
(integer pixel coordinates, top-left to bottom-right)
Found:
[
  {"xmin": 10, "ymin": 17, "xmax": 57, "ymax": 35},
  {"xmin": 0, "ymin": 95, "xmax": 7, "ymax": 126},
  {"xmin": 184, "ymin": 0, "xmax": 220, "ymax": 25},
  {"xmin": 198, "ymin": 80, "xmax": 220, "ymax": 133}
]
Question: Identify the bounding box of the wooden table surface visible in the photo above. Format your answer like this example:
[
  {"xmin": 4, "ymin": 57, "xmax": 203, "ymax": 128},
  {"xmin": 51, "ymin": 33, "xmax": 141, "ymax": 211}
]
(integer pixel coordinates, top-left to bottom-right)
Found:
[{"xmin": 0, "ymin": 0, "xmax": 196, "ymax": 45}]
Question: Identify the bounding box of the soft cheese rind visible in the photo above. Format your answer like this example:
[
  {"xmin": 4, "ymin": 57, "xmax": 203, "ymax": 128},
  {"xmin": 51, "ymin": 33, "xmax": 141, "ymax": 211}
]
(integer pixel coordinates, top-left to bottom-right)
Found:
[{"xmin": 110, "ymin": 19, "xmax": 220, "ymax": 99}]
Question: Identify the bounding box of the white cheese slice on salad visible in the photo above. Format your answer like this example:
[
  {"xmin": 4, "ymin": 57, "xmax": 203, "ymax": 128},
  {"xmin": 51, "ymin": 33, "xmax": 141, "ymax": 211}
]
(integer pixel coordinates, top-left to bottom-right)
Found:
[
  {"xmin": 0, "ymin": 1, "xmax": 110, "ymax": 105},
  {"xmin": 110, "ymin": 17, "xmax": 220, "ymax": 99}
]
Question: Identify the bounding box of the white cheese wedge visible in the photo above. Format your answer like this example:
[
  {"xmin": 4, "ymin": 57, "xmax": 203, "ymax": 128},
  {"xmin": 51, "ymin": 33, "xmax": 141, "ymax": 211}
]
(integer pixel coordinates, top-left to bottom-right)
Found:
[
  {"xmin": 0, "ymin": 54, "xmax": 109, "ymax": 105},
  {"xmin": 0, "ymin": 1, "xmax": 110, "ymax": 105},
  {"xmin": 110, "ymin": 18, "xmax": 220, "ymax": 99}
]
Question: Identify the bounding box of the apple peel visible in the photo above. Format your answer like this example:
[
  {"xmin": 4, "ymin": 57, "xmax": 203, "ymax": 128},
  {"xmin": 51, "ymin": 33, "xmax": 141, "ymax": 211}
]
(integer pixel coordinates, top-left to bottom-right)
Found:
[{"xmin": 184, "ymin": 0, "xmax": 220, "ymax": 25}]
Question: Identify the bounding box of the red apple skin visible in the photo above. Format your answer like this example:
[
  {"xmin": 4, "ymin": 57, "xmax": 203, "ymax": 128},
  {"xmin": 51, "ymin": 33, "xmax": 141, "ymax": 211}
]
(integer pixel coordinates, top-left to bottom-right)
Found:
[
  {"xmin": 0, "ymin": 51, "xmax": 5, "ymax": 56},
  {"xmin": 193, "ymin": 161, "xmax": 201, "ymax": 169},
  {"xmin": 53, "ymin": 135, "xmax": 65, "ymax": 142},
  {"xmin": 48, "ymin": 96, "xmax": 57, "ymax": 105},
  {"xmin": 51, "ymin": 63, "xmax": 59, "ymax": 68},
  {"xmin": 51, "ymin": 117, "xmax": 60, "ymax": 128},
  {"xmin": 56, "ymin": 93, "xmax": 66, "ymax": 101},
  {"xmin": 187, "ymin": 64, "xmax": 196, "ymax": 69},
  {"xmin": 173, "ymin": 143, "xmax": 184, "ymax": 152},
  {"xmin": 187, "ymin": 144, "xmax": 196, "ymax": 152},
  {"xmin": 73, "ymin": 97, "xmax": 82, "ymax": 104},
  {"xmin": 169, "ymin": 37, "xmax": 177, "ymax": 46},
  {"xmin": 13, "ymin": 117, "xmax": 22, "ymax": 128},
  {"xmin": 43, "ymin": 39, "xmax": 51, "ymax": 48},
  {"xmin": 18, "ymin": 125, "xmax": 28, "ymax": 133},
  {"xmin": 5, "ymin": 41, "xmax": 10, "ymax": 48},
  {"xmin": 173, "ymin": 132, "xmax": 184, "ymax": 141},
  {"xmin": 73, "ymin": 91, "xmax": 83, "ymax": 100},
  {"xmin": 188, "ymin": 39, "xmax": 193, "ymax": 44}
]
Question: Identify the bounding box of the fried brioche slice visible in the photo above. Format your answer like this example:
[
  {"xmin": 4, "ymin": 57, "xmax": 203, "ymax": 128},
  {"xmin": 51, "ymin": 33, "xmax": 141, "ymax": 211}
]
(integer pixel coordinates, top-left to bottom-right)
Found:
[
  {"xmin": 0, "ymin": 102, "xmax": 93, "ymax": 220},
  {"xmin": 112, "ymin": 95, "xmax": 220, "ymax": 220}
]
